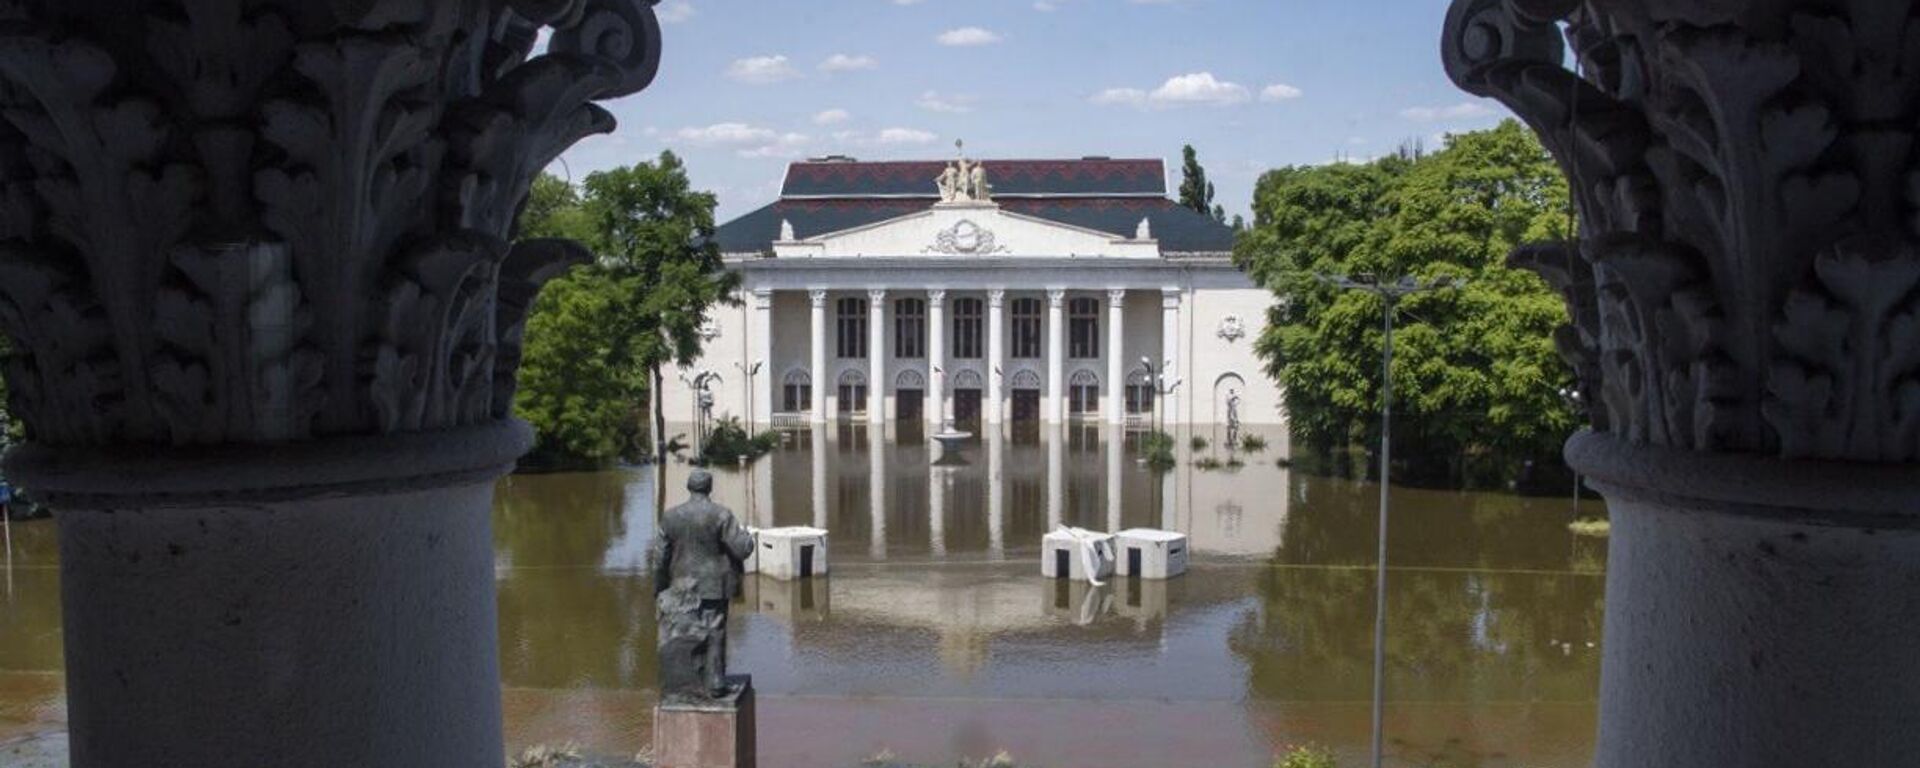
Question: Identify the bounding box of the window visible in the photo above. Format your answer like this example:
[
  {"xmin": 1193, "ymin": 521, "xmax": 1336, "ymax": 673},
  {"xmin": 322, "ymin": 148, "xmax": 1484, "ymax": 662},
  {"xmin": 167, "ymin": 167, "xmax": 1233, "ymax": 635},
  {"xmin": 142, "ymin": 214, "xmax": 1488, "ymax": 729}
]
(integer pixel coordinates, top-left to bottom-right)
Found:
[
  {"xmin": 952, "ymin": 298, "xmax": 983, "ymax": 359},
  {"xmin": 1069, "ymin": 370, "xmax": 1100, "ymax": 415},
  {"xmin": 837, "ymin": 297, "xmax": 867, "ymax": 359},
  {"xmin": 783, "ymin": 370, "xmax": 812, "ymax": 412},
  {"xmin": 838, "ymin": 369, "xmax": 868, "ymax": 416},
  {"xmin": 1126, "ymin": 370, "xmax": 1155, "ymax": 415},
  {"xmin": 1011, "ymin": 297, "xmax": 1042, "ymax": 359},
  {"xmin": 894, "ymin": 298, "xmax": 926, "ymax": 359},
  {"xmin": 1068, "ymin": 297, "xmax": 1099, "ymax": 359}
]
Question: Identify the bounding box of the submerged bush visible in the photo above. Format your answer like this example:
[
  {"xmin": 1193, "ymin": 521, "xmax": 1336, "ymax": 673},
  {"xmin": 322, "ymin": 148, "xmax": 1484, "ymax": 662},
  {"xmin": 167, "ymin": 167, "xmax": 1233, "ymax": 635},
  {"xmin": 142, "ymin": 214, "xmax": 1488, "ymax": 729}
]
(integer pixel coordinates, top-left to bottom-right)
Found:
[
  {"xmin": 1190, "ymin": 435, "xmax": 1209, "ymax": 451},
  {"xmin": 1240, "ymin": 433, "xmax": 1268, "ymax": 452},
  {"xmin": 1141, "ymin": 431, "xmax": 1177, "ymax": 472},
  {"xmin": 1274, "ymin": 744, "xmax": 1337, "ymax": 768},
  {"xmin": 698, "ymin": 417, "xmax": 780, "ymax": 466}
]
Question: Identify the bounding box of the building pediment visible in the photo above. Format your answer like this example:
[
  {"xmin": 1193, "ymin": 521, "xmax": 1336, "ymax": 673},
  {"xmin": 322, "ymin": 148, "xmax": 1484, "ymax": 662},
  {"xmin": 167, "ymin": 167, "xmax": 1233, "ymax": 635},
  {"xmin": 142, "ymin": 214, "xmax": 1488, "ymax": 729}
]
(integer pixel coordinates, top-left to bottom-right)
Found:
[{"xmin": 771, "ymin": 201, "xmax": 1161, "ymax": 259}]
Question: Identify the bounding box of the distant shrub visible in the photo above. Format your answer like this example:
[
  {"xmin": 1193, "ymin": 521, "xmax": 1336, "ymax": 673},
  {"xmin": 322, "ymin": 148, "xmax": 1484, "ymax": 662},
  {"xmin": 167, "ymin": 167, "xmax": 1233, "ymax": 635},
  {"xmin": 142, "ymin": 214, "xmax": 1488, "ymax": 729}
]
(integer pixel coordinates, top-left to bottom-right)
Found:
[
  {"xmin": 699, "ymin": 417, "xmax": 780, "ymax": 466},
  {"xmin": 1190, "ymin": 435, "xmax": 1209, "ymax": 450},
  {"xmin": 1240, "ymin": 433, "xmax": 1269, "ymax": 452},
  {"xmin": 1275, "ymin": 744, "xmax": 1337, "ymax": 768},
  {"xmin": 1194, "ymin": 456, "xmax": 1225, "ymax": 470},
  {"xmin": 1142, "ymin": 431, "xmax": 1177, "ymax": 472}
]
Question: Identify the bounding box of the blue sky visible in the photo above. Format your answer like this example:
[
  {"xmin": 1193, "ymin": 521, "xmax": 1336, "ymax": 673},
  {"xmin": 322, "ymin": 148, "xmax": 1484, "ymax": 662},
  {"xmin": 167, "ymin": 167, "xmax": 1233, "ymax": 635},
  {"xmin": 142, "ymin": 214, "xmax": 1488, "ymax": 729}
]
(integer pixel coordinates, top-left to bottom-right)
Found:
[{"xmin": 557, "ymin": 0, "xmax": 1512, "ymax": 222}]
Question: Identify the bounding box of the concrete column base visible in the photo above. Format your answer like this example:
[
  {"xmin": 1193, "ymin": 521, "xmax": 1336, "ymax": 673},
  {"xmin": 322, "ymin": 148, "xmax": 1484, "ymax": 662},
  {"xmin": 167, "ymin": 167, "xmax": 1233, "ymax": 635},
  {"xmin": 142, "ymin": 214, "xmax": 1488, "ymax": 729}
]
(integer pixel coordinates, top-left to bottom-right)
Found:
[
  {"xmin": 1569, "ymin": 432, "xmax": 1920, "ymax": 767},
  {"xmin": 654, "ymin": 677, "xmax": 756, "ymax": 768},
  {"xmin": 6, "ymin": 421, "xmax": 530, "ymax": 768}
]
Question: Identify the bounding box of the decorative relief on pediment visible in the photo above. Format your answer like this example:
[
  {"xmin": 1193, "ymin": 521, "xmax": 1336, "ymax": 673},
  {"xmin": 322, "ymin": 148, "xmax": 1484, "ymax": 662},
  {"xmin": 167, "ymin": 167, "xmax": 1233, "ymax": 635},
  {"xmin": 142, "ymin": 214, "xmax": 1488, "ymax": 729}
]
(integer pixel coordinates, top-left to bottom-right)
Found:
[
  {"xmin": 1217, "ymin": 315, "xmax": 1246, "ymax": 343},
  {"xmin": 924, "ymin": 219, "xmax": 1011, "ymax": 255}
]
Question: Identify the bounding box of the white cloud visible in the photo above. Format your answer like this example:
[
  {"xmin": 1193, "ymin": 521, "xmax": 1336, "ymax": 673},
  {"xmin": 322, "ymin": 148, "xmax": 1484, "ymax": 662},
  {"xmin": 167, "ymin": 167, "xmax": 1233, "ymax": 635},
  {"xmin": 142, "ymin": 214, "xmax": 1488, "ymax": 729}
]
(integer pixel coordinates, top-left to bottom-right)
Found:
[
  {"xmin": 917, "ymin": 90, "xmax": 976, "ymax": 114},
  {"xmin": 1094, "ymin": 72, "xmax": 1255, "ymax": 109},
  {"xmin": 737, "ymin": 132, "xmax": 812, "ymax": 159},
  {"xmin": 657, "ymin": 0, "xmax": 695, "ymax": 23},
  {"xmin": 1034, "ymin": 0, "xmax": 1058, "ymax": 9},
  {"xmin": 1400, "ymin": 101, "xmax": 1496, "ymax": 122},
  {"xmin": 726, "ymin": 55, "xmax": 801, "ymax": 85},
  {"xmin": 819, "ymin": 53, "xmax": 878, "ymax": 72},
  {"xmin": 813, "ymin": 109, "xmax": 852, "ymax": 125},
  {"xmin": 877, "ymin": 127, "xmax": 938, "ymax": 144},
  {"xmin": 675, "ymin": 122, "xmax": 777, "ymax": 145},
  {"xmin": 937, "ymin": 27, "xmax": 1002, "ymax": 46},
  {"xmin": 1260, "ymin": 83, "xmax": 1304, "ymax": 102},
  {"xmin": 1150, "ymin": 72, "xmax": 1251, "ymax": 106}
]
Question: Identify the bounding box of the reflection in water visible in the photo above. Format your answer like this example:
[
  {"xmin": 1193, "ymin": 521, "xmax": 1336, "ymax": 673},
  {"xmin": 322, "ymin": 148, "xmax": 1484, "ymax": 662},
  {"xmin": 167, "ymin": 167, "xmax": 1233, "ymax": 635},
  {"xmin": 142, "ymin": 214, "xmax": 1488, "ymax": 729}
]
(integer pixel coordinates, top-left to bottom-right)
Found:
[{"xmin": 0, "ymin": 422, "xmax": 1607, "ymax": 768}]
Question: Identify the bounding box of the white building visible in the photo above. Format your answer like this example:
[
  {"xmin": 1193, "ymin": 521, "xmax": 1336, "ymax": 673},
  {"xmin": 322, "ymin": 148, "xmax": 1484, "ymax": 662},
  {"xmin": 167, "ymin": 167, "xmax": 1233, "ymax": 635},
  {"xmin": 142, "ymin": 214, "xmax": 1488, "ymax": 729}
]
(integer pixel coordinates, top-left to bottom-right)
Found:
[{"xmin": 664, "ymin": 155, "xmax": 1283, "ymax": 428}]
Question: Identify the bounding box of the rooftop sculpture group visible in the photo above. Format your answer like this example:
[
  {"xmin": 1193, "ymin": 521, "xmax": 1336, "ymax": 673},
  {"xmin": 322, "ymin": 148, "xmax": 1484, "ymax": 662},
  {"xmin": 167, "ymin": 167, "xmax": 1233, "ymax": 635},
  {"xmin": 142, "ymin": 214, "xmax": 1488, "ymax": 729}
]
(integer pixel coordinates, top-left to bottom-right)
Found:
[{"xmin": 935, "ymin": 141, "xmax": 993, "ymax": 203}]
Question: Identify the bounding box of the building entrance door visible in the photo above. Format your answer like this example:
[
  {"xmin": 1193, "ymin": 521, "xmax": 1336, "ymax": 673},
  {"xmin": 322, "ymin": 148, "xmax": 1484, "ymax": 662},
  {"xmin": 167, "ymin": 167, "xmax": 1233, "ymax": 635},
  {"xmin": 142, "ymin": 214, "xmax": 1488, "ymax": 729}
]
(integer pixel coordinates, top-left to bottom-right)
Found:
[
  {"xmin": 897, "ymin": 389, "xmax": 924, "ymax": 421},
  {"xmin": 1010, "ymin": 390, "xmax": 1040, "ymax": 422},
  {"xmin": 952, "ymin": 389, "xmax": 982, "ymax": 426}
]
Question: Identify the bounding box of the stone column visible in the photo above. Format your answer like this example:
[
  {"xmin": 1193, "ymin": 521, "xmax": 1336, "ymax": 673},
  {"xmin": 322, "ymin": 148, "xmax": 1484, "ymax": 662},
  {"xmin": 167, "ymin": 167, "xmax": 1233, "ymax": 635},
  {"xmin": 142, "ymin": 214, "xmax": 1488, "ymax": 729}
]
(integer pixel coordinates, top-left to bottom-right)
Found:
[
  {"xmin": 809, "ymin": 289, "xmax": 829, "ymax": 423},
  {"xmin": 751, "ymin": 288, "xmax": 774, "ymax": 431},
  {"xmin": 1046, "ymin": 289, "xmax": 1067, "ymax": 424},
  {"xmin": 987, "ymin": 289, "xmax": 1007, "ymax": 425},
  {"xmin": 1444, "ymin": 3, "xmax": 1920, "ymax": 765},
  {"xmin": 987, "ymin": 426, "xmax": 1006, "ymax": 561},
  {"xmin": 1107, "ymin": 289, "xmax": 1127, "ymax": 426},
  {"xmin": 927, "ymin": 289, "xmax": 947, "ymax": 426},
  {"xmin": 868, "ymin": 289, "xmax": 888, "ymax": 423},
  {"xmin": 812, "ymin": 424, "xmax": 830, "ymax": 530},
  {"xmin": 1046, "ymin": 425, "xmax": 1065, "ymax": 529},
  {"xmin": 0, "ymin": 4, "xmax": 662, "ymax": 766},
  {"xmin": 1106, "ymin": 425, "xmax": 1124, "ymax": 532},
  {"xmin": 868, "ymin": 425, "xmax": 887, "ymax": 560},
  {"xmin": 930, "ymin": 465, "xmax": 947, "ymax": 557},
  {"xmin": 1160, "ymin": 288, "xmax": 1183, "ymax": 427}
]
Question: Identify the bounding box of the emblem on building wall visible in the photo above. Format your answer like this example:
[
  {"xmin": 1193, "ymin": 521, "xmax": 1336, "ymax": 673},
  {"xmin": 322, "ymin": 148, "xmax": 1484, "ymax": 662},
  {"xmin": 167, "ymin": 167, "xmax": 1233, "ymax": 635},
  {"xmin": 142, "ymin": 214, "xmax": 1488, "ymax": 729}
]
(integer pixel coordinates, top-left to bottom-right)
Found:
[
  {"xmin": 926, "ymin": 219, "xmax": 1010, "ymax": 255},
  {"xmin": 1217, "ymin": 315, "xmax": 1246, "ymax": 343}
]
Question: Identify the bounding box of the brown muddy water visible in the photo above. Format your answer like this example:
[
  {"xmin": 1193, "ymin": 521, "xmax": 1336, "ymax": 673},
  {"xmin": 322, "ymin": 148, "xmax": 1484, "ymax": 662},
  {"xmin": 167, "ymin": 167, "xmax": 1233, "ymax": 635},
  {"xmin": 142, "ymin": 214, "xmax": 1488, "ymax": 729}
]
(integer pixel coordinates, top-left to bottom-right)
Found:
[{"xmin": 0, "ymin": 422, "xmax": 1605, "ymax": 767}]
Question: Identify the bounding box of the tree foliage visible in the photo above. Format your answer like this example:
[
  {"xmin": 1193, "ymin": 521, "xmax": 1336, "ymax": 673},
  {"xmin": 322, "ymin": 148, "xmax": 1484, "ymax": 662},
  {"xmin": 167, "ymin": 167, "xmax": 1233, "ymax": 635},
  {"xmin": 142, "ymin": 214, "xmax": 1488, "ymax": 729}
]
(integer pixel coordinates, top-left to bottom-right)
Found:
[
  {"xmin": 511, "ymin": 152, "xmax": 734, "ymax": 466},
  {"xmin": 1178, "ymin": 144, "xmax": 1226, "ymax": 224},
  {"xmin": 1235, "ymin": 120, "xmax": 1578, "ymax": 484}
]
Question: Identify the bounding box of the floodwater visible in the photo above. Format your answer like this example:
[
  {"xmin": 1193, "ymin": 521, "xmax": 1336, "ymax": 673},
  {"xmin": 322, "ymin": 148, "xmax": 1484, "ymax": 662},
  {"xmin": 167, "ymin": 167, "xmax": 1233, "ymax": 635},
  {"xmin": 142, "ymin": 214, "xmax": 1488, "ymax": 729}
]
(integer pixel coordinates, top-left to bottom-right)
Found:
[{"xmin": 0, "ymin": 422, "xmax": 1606, "ymax": 767}]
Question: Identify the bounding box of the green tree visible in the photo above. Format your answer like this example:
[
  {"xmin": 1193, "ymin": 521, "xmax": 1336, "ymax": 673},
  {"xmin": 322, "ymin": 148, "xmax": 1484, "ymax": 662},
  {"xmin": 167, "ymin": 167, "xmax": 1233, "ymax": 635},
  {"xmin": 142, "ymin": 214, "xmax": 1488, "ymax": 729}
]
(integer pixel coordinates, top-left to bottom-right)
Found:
[
  {"xmin": 577, "ymin": 152, "xmax": 737, "ymax": 464},
  {"xmin": 510, "ymin": 154, "xmax": 732, "ymax": 466},
  {"xmin": 1235, "ymin": 120, "xmax": 1577, "ymax": 485},
  {"xmin": 1178, "ymin": 144, "xmax": 1226, "ymax": 224}
]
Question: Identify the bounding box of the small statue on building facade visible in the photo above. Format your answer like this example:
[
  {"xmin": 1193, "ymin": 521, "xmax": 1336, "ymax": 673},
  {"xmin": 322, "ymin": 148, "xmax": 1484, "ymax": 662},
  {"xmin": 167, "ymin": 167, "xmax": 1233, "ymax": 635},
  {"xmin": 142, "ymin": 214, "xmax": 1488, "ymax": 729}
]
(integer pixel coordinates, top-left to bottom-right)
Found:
[
  {"xmin": 937, "ymin": 140, "xmax": 992, "ymax": 203},
  {"xmin": 652, "ymin": 469, "xmax": 756, "ymax": 702}
]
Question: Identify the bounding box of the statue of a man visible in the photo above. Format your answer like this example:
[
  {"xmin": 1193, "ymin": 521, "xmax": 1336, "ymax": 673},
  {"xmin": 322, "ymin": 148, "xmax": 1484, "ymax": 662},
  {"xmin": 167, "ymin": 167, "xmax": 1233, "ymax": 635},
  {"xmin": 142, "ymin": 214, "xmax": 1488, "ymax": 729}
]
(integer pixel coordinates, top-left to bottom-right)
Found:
[
  {"xmin": 953, "ymin": 156, "xmax": 974, "ymax": 201},
  {"xmin": 935, "ymin": 163, "xmax": 960, "ymax": 202},
  {"xmin": 652, "ymin": 469, "xmax": 755, "ymax": 702},
  {"xmin": 969, "ymin": 162, "xmax": 991, "ymax": 202}
]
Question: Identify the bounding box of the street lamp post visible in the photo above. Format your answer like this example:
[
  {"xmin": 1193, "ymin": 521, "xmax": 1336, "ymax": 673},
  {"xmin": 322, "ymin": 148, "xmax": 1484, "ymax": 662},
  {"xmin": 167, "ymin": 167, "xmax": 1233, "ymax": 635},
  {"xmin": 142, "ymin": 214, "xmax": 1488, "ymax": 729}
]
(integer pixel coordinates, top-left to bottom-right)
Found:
[
  {"xmin": 1317, "ymin": 272, "xmax": 1461, "ymax": 768},
  {"xmin": 736, "ymin": 360, "xmax": 764, "ymax": 434}
]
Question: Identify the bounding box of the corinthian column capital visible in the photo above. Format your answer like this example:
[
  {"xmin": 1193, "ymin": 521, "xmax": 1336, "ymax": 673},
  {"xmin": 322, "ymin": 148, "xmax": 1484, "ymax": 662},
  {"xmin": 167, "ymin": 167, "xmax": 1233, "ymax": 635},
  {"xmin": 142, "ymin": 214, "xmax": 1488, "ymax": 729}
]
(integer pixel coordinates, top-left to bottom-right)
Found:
[
  {"xmin": 1445, "ymin": 0, "xmax": 1920, "ymax": 462},
  {"xmin": 0, "ymin": 0, "xmax": 661, "ymax": 450}
]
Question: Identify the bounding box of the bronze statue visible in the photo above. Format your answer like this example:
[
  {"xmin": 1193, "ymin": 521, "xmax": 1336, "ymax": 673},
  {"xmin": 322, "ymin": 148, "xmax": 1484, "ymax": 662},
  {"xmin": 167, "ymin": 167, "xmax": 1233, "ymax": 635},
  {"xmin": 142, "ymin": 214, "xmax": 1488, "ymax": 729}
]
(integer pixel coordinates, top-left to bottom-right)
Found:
[{"xmin": 652, "ymin": 469, "xmax": 756, "ymax": 702}]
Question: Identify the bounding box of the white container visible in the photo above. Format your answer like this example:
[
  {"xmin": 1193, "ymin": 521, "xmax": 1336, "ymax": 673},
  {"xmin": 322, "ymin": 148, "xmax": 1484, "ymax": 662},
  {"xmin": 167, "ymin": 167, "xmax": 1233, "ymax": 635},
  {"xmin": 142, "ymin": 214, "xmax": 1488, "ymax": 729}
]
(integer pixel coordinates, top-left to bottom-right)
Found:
[
  {"xmin": 756, "ymin": 526, "xmax": 829, "ymax": 581},
  {"xmin": 1041, "ymin": 528, "xmax": 1115, "ymax": 583},
  {"xmin": 1114, "ymin": 529, "xmax": 1189, "ymax": 579}
]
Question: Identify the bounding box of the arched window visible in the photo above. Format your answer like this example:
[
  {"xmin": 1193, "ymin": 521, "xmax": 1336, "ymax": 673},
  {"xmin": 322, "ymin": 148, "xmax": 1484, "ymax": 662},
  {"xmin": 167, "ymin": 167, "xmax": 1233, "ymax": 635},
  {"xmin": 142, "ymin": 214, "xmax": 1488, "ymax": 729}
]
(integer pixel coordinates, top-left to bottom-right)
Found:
[
  {"xmin": 951, "ymin": 369, "xmax": 984, "ymax": 389},
  {"xmin": 1068, "ymin": 297, "xmax": 1100, "ymax": 359},
  {"xmin": 838, "ymin": 369, "xmax": 868, "ymax": 416},
  {"xmin": 836, "ymin": 297, "xmax": 867, "ymax": 359},
  {"xmin": 1126, "ymin": 369, "xmax": 1155, "ymax": 415},
  {"xmin": 1010, "ymin": 297, "xmax": 1042, "ymax": 359},
  {"xmin": 894, "ymin": 297, "xmax": 926, "ymax": 359},
  {"xmin": 952, "ymin": 297, "xmax": 984, "ymax": 359},
  {"xmin": 1069, "ymin": 370, "xmax": 1100, "ymax": 415},
  {"xmin": 896, "ymin": 369, "xmax": 926, "ymax": 389},
  {"xmin": 1009, "ymin": 369, "xmax": 1042, "ymax": 389},
  {"xmin": 783, "ymin": 369, "xmax": 813, "ymax": 413}
]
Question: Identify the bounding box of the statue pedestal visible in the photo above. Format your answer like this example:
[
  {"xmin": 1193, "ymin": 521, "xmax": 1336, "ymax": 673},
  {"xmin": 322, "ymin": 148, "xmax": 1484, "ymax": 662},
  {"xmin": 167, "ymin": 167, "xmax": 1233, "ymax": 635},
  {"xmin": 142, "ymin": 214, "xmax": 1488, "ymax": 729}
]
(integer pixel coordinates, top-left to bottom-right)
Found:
[{"xmin": 654, "ymin": 677, "xmax": 756, "ymax": 768}]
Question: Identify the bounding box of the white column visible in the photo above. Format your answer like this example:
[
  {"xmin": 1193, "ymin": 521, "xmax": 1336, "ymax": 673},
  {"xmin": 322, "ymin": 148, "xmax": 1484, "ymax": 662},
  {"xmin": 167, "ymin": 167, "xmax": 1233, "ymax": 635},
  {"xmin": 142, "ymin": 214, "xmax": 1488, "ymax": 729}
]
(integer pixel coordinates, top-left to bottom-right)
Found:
[
  {"xmin": 868, "ymin": 289, "xmax": 888, "ymax": 423},
  {"xmin": 987, "ymin": 427, "xmax": 1005, "ymax": 561},
  {"xmin": 986, "ymin": 289, "xmax": 1006, "ymax": 425},
  {"xmin": 809, "ymin": 289, "xmax": 828, "ymax": 424},
  {"xmin": 811, "ymin": 423, "xmax": 829, "ymax": 529},
  {"xmin": 1107, "ymin": 425, "xmax": 1124, "ymax": 533},
  {"xmin": 1046, "ymin": 289, "xmax": 1067, "ymax": 424},
  {"xmin": 1161, "ymin": 287, "xmax": 1183, "ymax": 427},
  {"xmin": 927, "ymin": 289, "xmax": 947, "ymax": 426},
  {"xmin": 930, "ymin": 466, "xmax": 947, "ymax": 557},
  {"xmin": 1047, "ymin": 425, "xmax": 1065, "ymax": 529},
  {"xmin": 868, "ymin": 425, "xmax": 886, "ymax": 560},
  {"xmin": 751, "ymin": 288, "xmax": 774, "ymax": 431},
  {"xmin": 1107, "ymin": 289, "xmax": 1127, "ymax": 426}
]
